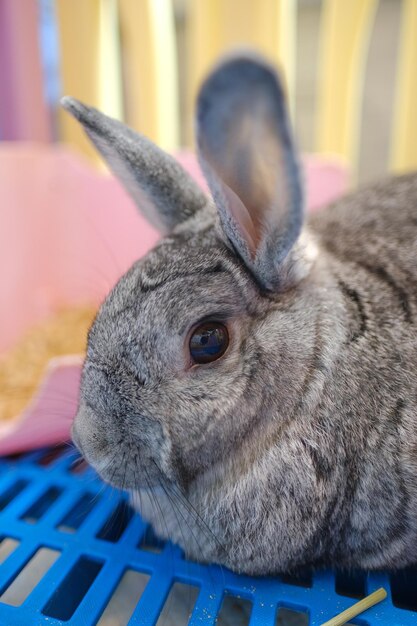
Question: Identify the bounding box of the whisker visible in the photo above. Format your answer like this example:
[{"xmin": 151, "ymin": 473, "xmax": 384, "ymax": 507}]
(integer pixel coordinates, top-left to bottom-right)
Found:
[
  {"xmin": 153, "ymin": 460, "xmax": 226, "ymax": 557},
  {"xmin": 156, "ymin": 474, "xmax": 223, "ymax": 594},
  {"xmin": 142, "ymin": 465, "xmax": 177, "ymax": 580},
  {"xmin": 152, "ymin": 460, "xmax": 227, "ymax": 590}
]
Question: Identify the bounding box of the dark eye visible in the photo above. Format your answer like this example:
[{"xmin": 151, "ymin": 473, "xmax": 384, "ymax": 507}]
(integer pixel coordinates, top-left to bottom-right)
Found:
[{"xmin": 189, "ymin": 322, "xmax": 229, "ymax": 364}]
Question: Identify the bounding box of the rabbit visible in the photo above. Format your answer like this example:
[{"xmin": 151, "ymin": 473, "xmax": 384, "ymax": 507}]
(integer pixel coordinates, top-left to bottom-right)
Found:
[{"xmin": 64, "ymin": 54, "xmax": 417, "ymax": 576}]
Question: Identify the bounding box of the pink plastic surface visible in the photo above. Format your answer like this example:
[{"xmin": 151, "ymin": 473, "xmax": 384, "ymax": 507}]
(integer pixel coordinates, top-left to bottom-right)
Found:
[
  {"xmin": 0, "ymin": 358, "xmax": 82, "ymax": 455},
  {"xmin": 0, "ymin": 144, "xmax": 348, "ymax": 454}
]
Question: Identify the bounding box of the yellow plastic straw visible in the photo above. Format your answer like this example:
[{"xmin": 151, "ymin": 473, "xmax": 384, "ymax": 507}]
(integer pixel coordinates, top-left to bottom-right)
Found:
[{"xmin": 320, "ymin": 587, "xmax": 387, "ymax": 626}]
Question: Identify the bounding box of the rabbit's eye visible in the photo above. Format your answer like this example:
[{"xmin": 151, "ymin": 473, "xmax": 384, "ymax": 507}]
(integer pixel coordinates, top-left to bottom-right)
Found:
[{"xmin": 189, "ymin": 322, "xmax": 229, "ymax": 364}]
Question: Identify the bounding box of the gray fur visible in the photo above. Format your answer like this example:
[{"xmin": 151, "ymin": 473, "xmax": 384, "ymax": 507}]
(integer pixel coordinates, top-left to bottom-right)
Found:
[{"xmin": 69, "ymin": 55, "xmax": 417, "ymax": 575}]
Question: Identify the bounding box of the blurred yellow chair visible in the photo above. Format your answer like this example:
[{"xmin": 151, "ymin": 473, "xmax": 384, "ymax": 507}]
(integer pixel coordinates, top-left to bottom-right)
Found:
[
  {"xmin": 315, "ymin": 0, "xmax": 378, "ymax": 171},
  {"xmin": 390, "ymin": 0, "xmax": 417, "ymax": 172},
  {"xmin": 56, "ymin": 0, "xmax": 179, "ymax": 155}
]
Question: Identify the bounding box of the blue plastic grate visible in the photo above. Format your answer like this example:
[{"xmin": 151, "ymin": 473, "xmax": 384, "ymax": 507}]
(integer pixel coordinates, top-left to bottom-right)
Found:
[{"xmin": 0, "ymin": 447, "xmax": 415, "ymax": 625}]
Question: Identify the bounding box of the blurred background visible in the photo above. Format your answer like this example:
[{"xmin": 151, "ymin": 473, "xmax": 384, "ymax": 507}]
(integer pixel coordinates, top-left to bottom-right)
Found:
[{"xmin": 1, "ymin": 0, "xmax": 416, "ymax": 184}]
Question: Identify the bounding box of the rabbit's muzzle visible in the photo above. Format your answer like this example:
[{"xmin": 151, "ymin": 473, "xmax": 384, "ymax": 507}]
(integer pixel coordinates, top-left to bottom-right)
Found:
[{"xmin": 72, "ymin": 403, "xmax": 166, "ymax": 489}]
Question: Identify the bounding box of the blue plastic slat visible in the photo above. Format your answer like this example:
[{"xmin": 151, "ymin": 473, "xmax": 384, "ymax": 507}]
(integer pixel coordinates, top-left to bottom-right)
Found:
[{"xmin": 0, "ymin": 448, "xmax": 415, "ymax": 625}]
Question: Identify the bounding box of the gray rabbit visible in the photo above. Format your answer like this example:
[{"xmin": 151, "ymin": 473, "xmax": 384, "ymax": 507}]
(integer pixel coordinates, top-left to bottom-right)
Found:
[{"xmin": 65, "ymin": 55, "xmax": 417, "ymax": 575}]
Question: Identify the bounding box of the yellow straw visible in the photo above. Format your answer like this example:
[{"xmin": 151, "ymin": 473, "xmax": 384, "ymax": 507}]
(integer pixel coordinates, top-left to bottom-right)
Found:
[{"xmin": 321, "ymin": 587, "xmax": 387, "ymax": 626}]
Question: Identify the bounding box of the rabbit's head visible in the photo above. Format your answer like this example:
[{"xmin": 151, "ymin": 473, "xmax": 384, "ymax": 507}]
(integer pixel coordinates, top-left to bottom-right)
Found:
[{"xmin": 67, "ymin": 56, "xmax": 322, "ymax": 495}]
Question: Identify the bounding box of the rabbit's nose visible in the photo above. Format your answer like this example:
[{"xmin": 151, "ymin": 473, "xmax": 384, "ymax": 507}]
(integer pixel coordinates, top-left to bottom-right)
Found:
[{"xmin": 71, "ymin": 422, "xmax": 84, "ymax": 455}]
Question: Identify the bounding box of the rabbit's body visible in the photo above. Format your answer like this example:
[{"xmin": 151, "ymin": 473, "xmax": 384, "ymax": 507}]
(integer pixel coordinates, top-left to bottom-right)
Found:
[
  {"xmin": 128, "ymin": 174, "xmax": 417, "ymax": 575},
  {"xmin": 66, "ymin": 57, "xmax": 417, "ymax": 575},
  {"xmin": 306, "ymin": 174, "xmax": 417, "ymax": 570}
]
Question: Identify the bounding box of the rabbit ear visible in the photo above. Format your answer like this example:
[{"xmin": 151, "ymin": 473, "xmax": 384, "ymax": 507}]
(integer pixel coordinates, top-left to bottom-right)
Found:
[
  {"xmin": 61, "ymin": 98, "xmax": 207, "ymax": 234},
  {"xmin": 197, "ymin": 55, "xmax": 306, "ymax": 291}
]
